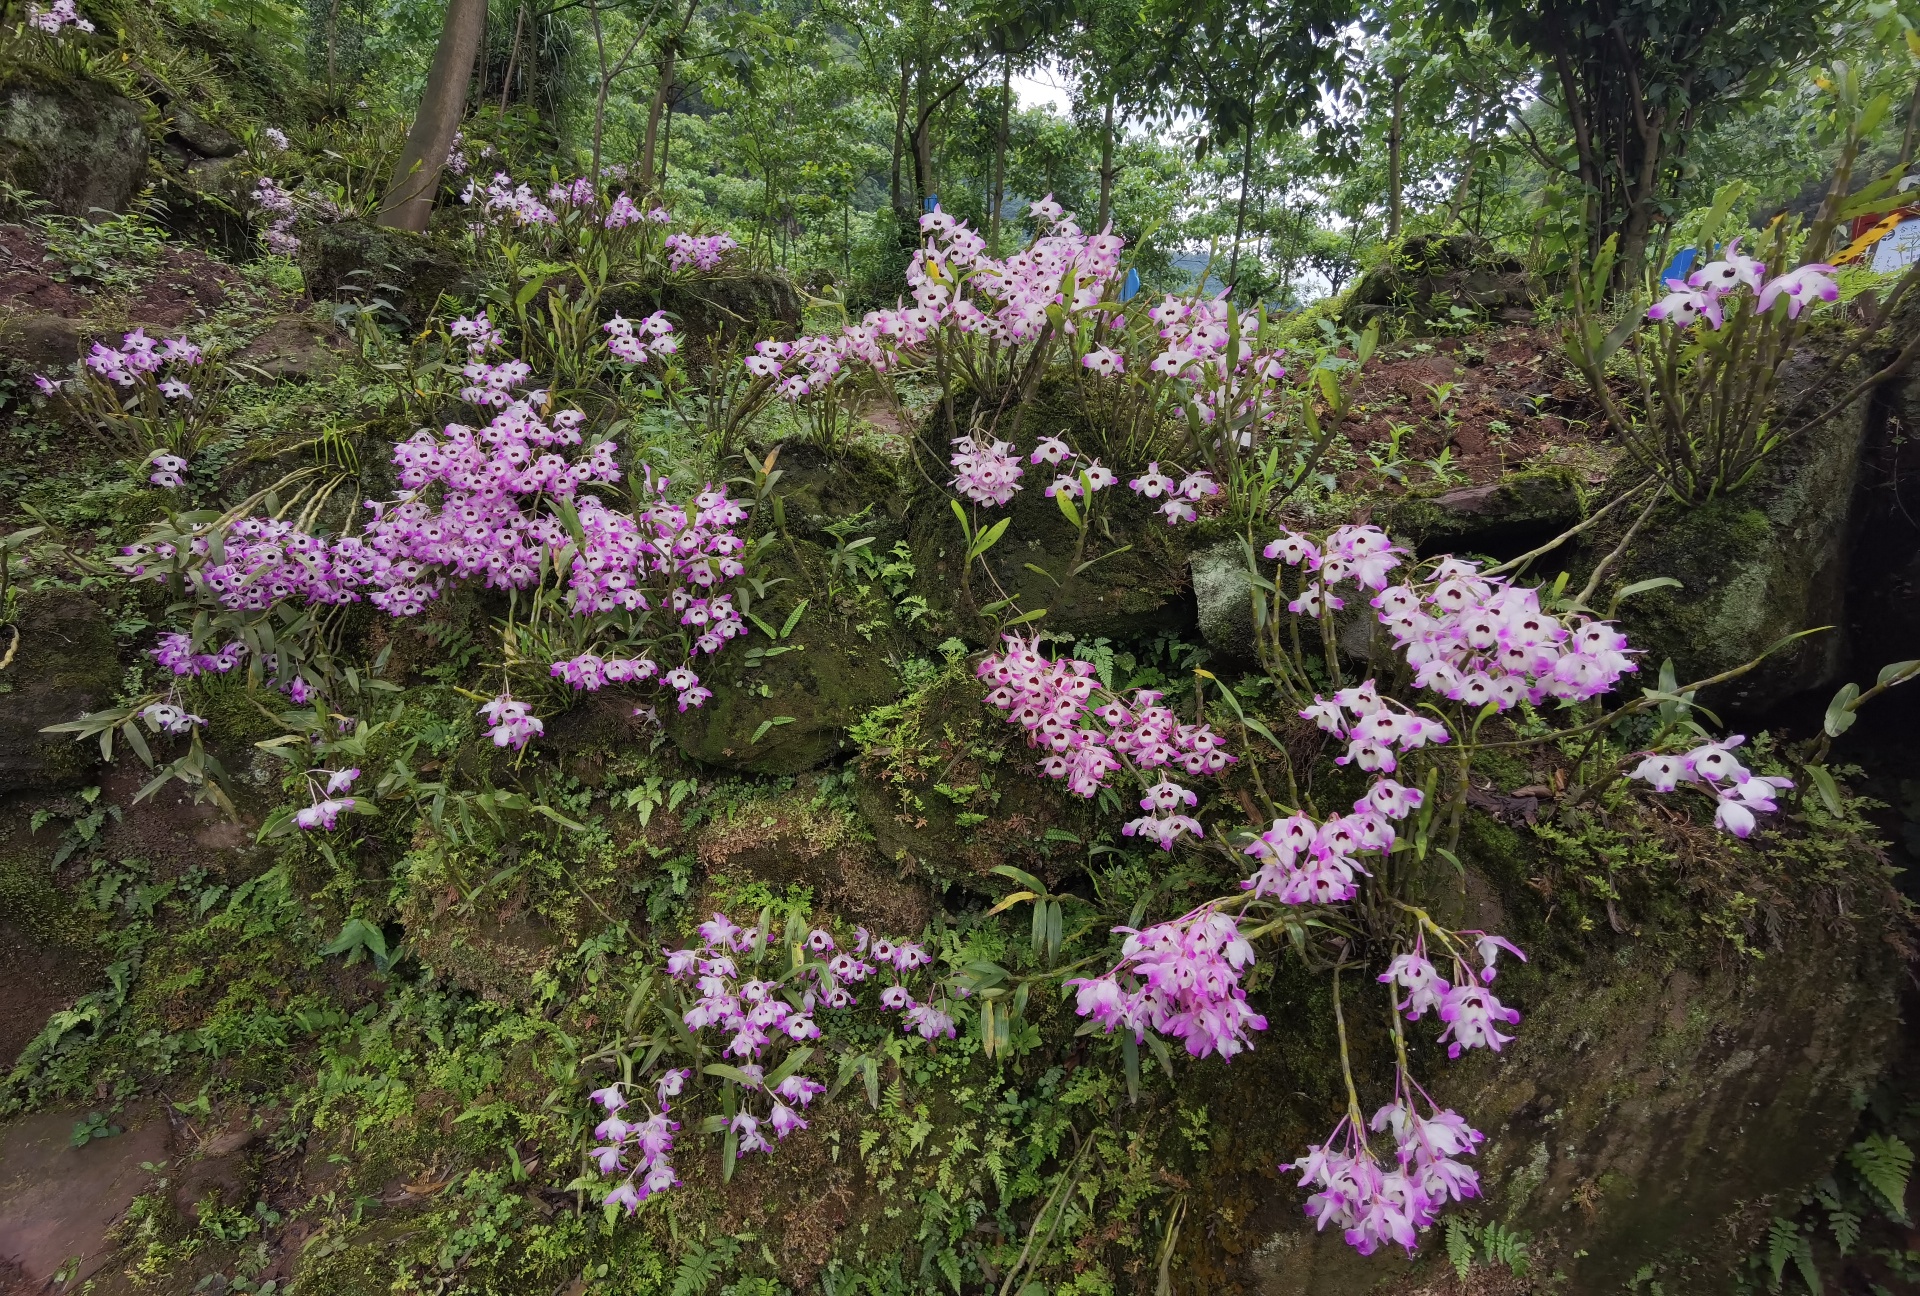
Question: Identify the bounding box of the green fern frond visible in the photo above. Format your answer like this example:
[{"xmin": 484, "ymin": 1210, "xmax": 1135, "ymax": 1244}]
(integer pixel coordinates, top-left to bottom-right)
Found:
[
  {"xmin": 1846, "ymin": 1134, "xmax": 1913, "ymax": 1223},
  {"xmin": 1445, "ymin": 1216, "xmax": 1474, "ymax": 1281}
]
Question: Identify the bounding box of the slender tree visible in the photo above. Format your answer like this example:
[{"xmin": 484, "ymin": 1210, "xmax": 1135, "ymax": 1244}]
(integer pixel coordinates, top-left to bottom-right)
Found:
[{"xmin": 377, "ymin": 0, "xmax": 490, "ymax": 231}]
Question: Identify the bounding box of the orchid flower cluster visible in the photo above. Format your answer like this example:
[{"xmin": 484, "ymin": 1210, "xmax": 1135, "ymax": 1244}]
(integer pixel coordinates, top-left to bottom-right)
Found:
[
  {"xmin": 150, "ymin": 632, "xmax": 246, "ymax": 678},
  {"xmin": 588, "ymin": 914, "xmax": 956, "ymax": 1212},
  {"xmin": 991, "ymin": 511, "xmax": 1822, "ymax": 1256},
  {"xmin": 667, "ymin": 914, "xmax": 957, "ymax": 1046},
  {"xmin": 947, "ymin": 430, "xmax": 1219, "ymax": 525},
  {"xmin": 602, "ymin": 311, "xmax": 679, "ymax": 366},
  {"xmin": 1241, "ymin": 768, "xmax": 1427, "ymax": 904},
  {"xmin": 664, "ymin": 232, "xmax": 738, "ymax": 271},
  {"xmin": 478, "ymin": 694, "xmax": 544, "ymax": 750},
  {"xmin": 1279, "ymin": 933, "xmax": 1524, "ymax": 1254},
  {"xmin": 589, "ymin": 1074, "xmax": 689, "ymax": 1211},
  {"xmin": 741, "ymin": 196, "xmax": 1122, "ymax": 416},
  {"xmin": 1629, "ymin": 734, "xmax": 1793, "ymax": 838},
  {"xmin": 604, "ymin": 194, "xmax": 671, "ymax": 229},
  {"xmin": 114, "ymin": 338, "xmax": 757, "ymax": 741},
  {"xmin": 139, "ymin": 701, "xmax": 207, "ymax": 736},
  {"xmin": 146, "ymin": 452, "xmax": 189, "ymax": 488},
  {"xmin": 462, "ymin": 172, "xmax": 559, "ymax": 227},
  {"xmin": 1646, "ymin": 237, "xmax": 1838, "ymax": 329},
  {"xmin": 293, "ymin": 767, "xmax": 360, "ymax": 830},
  {"xmin": 84, "ymin": 328, "xmax": 203, "ymax": 391},
  {"xmin": 1287, "ymin": 1085, "xmax": 1486, "ymax": 1256},
  {"xmin": 1371, "ymin": 560, "xmax": 1638, "ymax": 709},
  {"xmin": 974, "ymin": 635, "xmax": 1237, "ymax": 821},
  {"xmin": 261, "ymin": 126, "xmax": 290, "ymax": 151},
  {"xmin": 1379, "ymin": 933, "xmax": 1526, "ymax": 1058},
  {"xmin": 252, "ymin": 177, "xmax": 301, "ymax": 255},
  {"xmin": 27, "ymin": 1, "xmax": 93, "ymax": 34},
  {"xmin": 448, "ymin": 309, "xmax": 505, "ymax": 356},
  {"xmin": 52, "ymin": 329, "xmax": 219, "ymax": 480},
  {"xmin": 1067, "ymin": 904, "xmax": 1264, "ymax": 1060},
  {"xmin": 1116, "ymin": 293, "xmax": 1298, "ymax": 452},
  {"xmin": 743, "ymin": 195, "xmax": 1315, "ymax": 499}
]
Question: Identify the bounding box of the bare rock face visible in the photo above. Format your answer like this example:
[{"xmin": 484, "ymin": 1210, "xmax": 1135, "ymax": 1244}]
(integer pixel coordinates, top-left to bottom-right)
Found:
[
  {"xmin": 0, "ymin": 65, "xmax": 148, "ymax": 219},
  {"xmin": 0, "ymin": 590, "xmax": 120, "ymax": 794},
  {"xmin": 0, "ymin": 1108, "xmax": 170, "ymax": 1287}
]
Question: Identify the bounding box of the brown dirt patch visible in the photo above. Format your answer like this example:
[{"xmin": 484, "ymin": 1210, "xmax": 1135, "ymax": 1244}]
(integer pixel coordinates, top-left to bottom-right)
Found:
[
  {"xmin": 0, "ymin": 222, "xmax": 255, "ymax": 330},
  {"xmin": 1334, "ymin": 325, "xmax": 1611, "ymax": 495}
]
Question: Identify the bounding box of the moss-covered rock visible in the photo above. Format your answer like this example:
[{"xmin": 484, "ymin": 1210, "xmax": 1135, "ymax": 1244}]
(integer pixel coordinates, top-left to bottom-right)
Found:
[
  {"xmin": 905, "ymin": 457, "xmax": 1198, "ymax": 644},
  {"xmin": 0, "ymin": 64, "xmax": 148, "ymax": 219},
  {"xmin": 1340, "ymin": 234, "xmax": 1540, "ymax": 333},
  {"xmin": 599, "ymin": 267, "xmax": 804, "ymax": 359},
  {"xmin": 665, "ymin": 606, "xmax": 903, "ymax": 776},
  {"xmin": 1385, "ymin": 465, "xmax": 1587, "ymax": 556},
  {"xmin": 0, "ymin": 589, "xmax": 120, "ymax": 793},
  {"xmin": 850, "ymin": 668, "xmax": 1099, "ymax": 891},
  {"xmin": 1191, "ymin": 536, "xmax": 1258, "ymax": 663},
  {"xmin": 296, "ymin": 218, "xmax": 474, "ymax": 326},
  {"xmin": 1604, "ymin": 335, "xmax": 1873, "ymax": 713},
  {"xmin": 1220, "ymin": 811, "xmax": 1901, "ymax": 1295}
]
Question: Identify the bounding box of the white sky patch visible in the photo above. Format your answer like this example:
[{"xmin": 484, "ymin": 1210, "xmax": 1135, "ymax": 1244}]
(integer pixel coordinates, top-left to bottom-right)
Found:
[{"xmin": 1009, "ymin": 66, "xmax": 1074, "ymax": 116}]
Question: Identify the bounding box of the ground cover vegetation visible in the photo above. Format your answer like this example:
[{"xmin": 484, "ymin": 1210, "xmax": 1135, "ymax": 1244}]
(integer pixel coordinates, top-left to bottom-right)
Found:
[{"xmin": 0, "ymin": 0, "xmax": 1918, "ymax": 1292}]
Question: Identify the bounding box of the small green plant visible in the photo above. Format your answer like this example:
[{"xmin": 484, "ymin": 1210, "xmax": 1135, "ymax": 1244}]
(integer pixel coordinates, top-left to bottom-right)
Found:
[
  {"xmin": 1367, "ymin": 420, "xmax": 1415, "ymax": 480},
  {"xmin": 71, "ymin": 1111, "xmax": 123, "ymax": 1146},
  {"xmin": 1420, "ymin": 445, "xmax": 1468, "ymax": 485},
  {"xmin": 1443, "ymin": 1216, "xmax": 1529, "ymax": 1280}
]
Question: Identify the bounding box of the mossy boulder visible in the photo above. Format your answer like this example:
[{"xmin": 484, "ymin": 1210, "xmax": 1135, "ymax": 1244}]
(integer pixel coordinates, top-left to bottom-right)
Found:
[
  {"xmin": 0, "ymin": 64, "xmax": 148, "ymax": 219},
  {"xmin": 694, "ymin": 786, "xmax": 930, "ymax": 932},
  {"xmin": 1340, "ymin": 234, "xmax": 1540, "ymax": 332},
  {"xmin": 236, "ymin": 313, "xmax": 348, "ymax": 382},
  {"xmin": 665, "ymin": 606, "xmax": 903, "ymax": 777},
  {"xmin": 905, "ymin": 458, "xmax": 1198, "ymax": 644},
  {"xmin": 297, "ymin": 218, "xmax": 474, "ymax": 327},
  {"xmin": 759, "ymin": 438, "xmax": 907, "ymax": 543},
  {"xmin": 0, "ymin": 589, "xmax": 120, "ymax": 793},
  {"xmin": 1191, "ymin": 536, "xmax": 1258, "ymax": 662},
  {"xmin": 1604, "ymin": 332, "xmax": 1874, "ymax": 713},
  {"xmin": 599, "ymin": 267, "xmax": 804, "ymax": 358},
  {"xmin": 850, "ymin": 669, "xmax": 1099, "ymax": 891},
  {"xmin": 1235, "ymin": 897, "xmax": 1898, "ymax": 1293},
  {"xmin": 1386, "ymin": 465, "xmax": 1588, "ymax": 557}
]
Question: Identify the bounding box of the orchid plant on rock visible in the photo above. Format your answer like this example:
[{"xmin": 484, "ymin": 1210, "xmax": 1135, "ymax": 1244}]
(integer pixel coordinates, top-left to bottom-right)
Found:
[
  {"xmin": 1568, "ymin": 64, "xmax": 1920, "ymax": 503},
  {"xmin": 954, "ymin": 509, "xmax": 1801, "ymax": 1257},
  {"xmin": 576, "ymin": 908, "xmax": 977, "ymax": 1213},
  {"xmin": 744, "ymin": 196, "xmax": 1372, "ymax": 520}
]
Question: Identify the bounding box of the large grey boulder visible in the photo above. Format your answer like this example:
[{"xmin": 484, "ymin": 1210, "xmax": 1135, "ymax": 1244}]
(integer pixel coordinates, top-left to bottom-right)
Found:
[{"xmin": 0, "ymin": 66, "xmax": 147, "ymax": 219}]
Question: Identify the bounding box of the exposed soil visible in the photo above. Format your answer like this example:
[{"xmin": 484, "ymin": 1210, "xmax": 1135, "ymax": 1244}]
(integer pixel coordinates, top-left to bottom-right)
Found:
[
  {"xmin": 1333, "ymin": 326, "xmax": 1613, "ymax": 495},
  {"xmin": 0, "ymin": 222, "xmax": 252, "ymax": 327}
]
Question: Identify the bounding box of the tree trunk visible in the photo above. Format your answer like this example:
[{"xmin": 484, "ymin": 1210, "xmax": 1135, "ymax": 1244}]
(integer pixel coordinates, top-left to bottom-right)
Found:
[
  {"xmin": 499, "ymin": 2, "xmax": 525, "ymax": 115},
  {"xmin": 989, "ymin": 56, "xmax": 1010, "ymax": 252},
  {"xmin": 639, "ymin": 40, "xmax": 678, "ymax": 193},
  {"xmin": 912, "ymin": 76, "xmax": 932, "ymax": 210},
  {"xmin": 1385, "ymin": 72, "xmax": 1405, "ymax": 242},
  {"xmin": 1096, "ymin": 91, "xmax": 1116, "ymax": 230},
  {"xmin": 325, "ymin": 0, "xmax": 342, "ymax": 103},
  {"xmin": 889, "ymin": 59, "xmax": 910, "ymax": 226},
  {"xmin": 377, "ymin": 0, "xmax": 488, "ymax": 232},
  {"xmin": 1446, "ymin": 155, "xmax": 1477, "ymax": 226},
  {"xmin": 659, "ymin": 83, "xmax": 676, "ymax": 191},
  {"xmin": 1226, "ymin": 124, "xmax": 1254, "ymax": 294}
]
